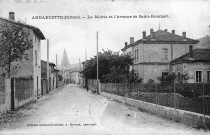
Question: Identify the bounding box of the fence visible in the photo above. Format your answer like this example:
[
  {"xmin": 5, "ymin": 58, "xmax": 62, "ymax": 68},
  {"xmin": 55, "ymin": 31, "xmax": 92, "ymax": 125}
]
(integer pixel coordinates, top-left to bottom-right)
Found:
[
  {"xmin": 15, "ymin": 77, "xmax": 33, "ymax": 103},
  {"xmin": 101, "ymin": 82, "xmax": 210, "ymax": 116},
  {"xmin": 0, "ymin": 75, "xmax": 5, "ymax": 105}
]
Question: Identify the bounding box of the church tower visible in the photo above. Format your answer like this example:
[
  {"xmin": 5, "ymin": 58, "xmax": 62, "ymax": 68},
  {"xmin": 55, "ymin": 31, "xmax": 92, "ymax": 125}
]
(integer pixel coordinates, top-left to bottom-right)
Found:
[{"xmin": 61, "ymin": 49, "xmax": 70, "ymax": 70}]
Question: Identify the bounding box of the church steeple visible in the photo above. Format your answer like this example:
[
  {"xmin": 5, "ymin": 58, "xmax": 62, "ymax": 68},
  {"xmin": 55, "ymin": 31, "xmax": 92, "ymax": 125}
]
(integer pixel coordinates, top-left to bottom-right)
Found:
[{"xmin": 61, "ymin": 49, "xmax": 70, "ymax": 69}]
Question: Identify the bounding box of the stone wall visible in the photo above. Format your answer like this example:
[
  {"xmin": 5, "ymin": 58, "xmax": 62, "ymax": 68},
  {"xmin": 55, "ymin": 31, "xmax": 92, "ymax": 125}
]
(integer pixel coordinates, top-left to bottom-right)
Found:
[
  {"xmin": 101, "ymin": 92, "xmax": 210, "ymax": 128},
  {"xmin": 14, "ymin": 77, "xmax": 34, "ymax": 108}
]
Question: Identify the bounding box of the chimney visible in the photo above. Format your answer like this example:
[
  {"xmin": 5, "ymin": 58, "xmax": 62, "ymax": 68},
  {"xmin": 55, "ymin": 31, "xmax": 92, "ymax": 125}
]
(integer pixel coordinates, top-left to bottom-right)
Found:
[
  {"xmin": 143, "ymin": 31, "xmax": 146, "ymax": 39},
  {"xmin": 130, "ymin": 37, "xmax": 134, "ymax": 44},
  {"xmin": 9, "ymin": 12, "xmax": 15, "ymax": 20},
  {"xmin": 172, "ymin": 30, "xmax": 175, "ymax": 34},
  {"xmin": 189, "ymin": 45, "xmax": 193, "ymax": 58},
  {"xmin": 182, "ymin": 32, "xmax": 186, "ymax": 38},
  {"xmin": 164, "ymin": 29, "xmax": 167, "ymax": 32},
  {"xmin": 125, "ymin": 42, "xmax": 128, "ymax": 47},
  {"xmin": 150, "ymin": 28, "xmax": 153, "ymax": 35}
]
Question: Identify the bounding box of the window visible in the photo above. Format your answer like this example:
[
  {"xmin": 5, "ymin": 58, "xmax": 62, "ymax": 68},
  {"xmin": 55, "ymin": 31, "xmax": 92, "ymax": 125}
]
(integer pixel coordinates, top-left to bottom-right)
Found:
[
  {"xmin": 134, "ymin": 49, "xmax": 139, "ymax": 61},
  {"xmin": 35, "ymin": 50, "xmax": 37, "ymax": 66},
  {"xmin": 137, "ymin": 49, "xmax": 139, "ymax": 60},
  {"xmin": 207, "ymin": 71, "xmax": 210, "ymax": 83},
  {"xmin": 195, "ymin": 71, "xmax": 202, "ymax": 83},
  {"xmin": 162, "ymin": 48, "xmax": 168, "ymax": 60}
]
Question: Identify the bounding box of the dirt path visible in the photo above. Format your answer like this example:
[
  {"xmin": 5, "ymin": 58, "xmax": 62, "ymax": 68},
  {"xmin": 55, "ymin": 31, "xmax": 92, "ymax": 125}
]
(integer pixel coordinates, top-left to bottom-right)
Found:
[{"xmin": 0, "ymin": 84, "xmax": 209, "ymax": 135}]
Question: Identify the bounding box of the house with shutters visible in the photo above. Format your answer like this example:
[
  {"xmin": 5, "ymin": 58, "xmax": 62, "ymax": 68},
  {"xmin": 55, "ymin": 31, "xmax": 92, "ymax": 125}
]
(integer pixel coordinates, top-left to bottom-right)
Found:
[
  {"xmin": 170, "ymin": 48, "xmax": 210, "ymax": 83},
  {"xmin": 0, "ymin": 12, "xmax": 45, "ymax": 111},
  {"xmin": 121, "ymin": 28, "xmax": 199, "ymax": 83}
]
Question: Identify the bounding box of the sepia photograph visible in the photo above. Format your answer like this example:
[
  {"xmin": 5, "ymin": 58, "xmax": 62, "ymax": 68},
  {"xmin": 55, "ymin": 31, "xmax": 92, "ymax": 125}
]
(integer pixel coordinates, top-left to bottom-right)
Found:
[{"xmin": 0, "ymin": 0, "xmax": 210, "ymax": 134}]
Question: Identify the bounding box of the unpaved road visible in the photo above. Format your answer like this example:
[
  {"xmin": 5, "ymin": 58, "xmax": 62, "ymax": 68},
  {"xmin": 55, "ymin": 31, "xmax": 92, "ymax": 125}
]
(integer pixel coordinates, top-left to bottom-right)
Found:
[{"xmin": 0, "ymin": 84, "xmax": 209, "ymax": 135}]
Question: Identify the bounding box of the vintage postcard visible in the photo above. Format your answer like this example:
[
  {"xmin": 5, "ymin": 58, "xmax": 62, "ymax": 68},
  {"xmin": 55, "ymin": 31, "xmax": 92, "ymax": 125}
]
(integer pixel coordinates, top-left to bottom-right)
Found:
[{"xmin": 0, "ymin": 0, "xmax": 210, "ymax": 135}]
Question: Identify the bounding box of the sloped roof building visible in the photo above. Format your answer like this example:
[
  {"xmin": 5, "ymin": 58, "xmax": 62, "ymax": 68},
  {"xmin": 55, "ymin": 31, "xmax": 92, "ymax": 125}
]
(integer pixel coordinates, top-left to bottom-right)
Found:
[{"xmin": 121, "ymin": 28, "xmax": 199, "ymax": 82}]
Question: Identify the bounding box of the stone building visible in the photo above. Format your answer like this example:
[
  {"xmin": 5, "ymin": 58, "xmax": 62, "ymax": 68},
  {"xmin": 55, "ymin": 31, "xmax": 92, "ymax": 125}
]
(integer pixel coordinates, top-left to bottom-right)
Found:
[
  {"xmin": 121, "ymin": 28, "xmax": 199, "ymax": 82},
  {"xmin": 69, "ymin": 70, "xmax": 81, "ymax": 84},
  {"xmin": 170, "ymin": 48, "xmax": 210, "ymax": 83},
  {"xmin": 41, "ymin": 60, "xmax": 57, "ymax": 95},
  {"xmin": 0, "ymin": 12, "xmax": 45, "ymax": 111}
]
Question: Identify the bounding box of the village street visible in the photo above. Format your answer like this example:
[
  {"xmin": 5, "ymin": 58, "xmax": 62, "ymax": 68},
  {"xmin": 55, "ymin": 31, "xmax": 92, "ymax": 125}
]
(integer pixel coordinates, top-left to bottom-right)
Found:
[{"xmin": 0, "ymin": 84, "xmax": 209, "ymax": 135}]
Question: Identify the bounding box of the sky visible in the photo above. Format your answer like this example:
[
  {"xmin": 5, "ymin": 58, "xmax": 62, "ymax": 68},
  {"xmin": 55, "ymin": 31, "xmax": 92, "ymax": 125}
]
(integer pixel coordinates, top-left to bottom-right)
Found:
[{"xmin": 0, "ymin": 0, "xmax": 210, "ymax": 65}]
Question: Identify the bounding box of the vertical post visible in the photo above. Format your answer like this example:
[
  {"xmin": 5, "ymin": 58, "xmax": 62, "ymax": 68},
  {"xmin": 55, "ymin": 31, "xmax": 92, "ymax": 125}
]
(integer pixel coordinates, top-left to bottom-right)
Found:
[
  {"xmin": 85, "ymin": 46, "xmax": 87, "ymax": 61},
  {"xmin": 56, "ymin": 54, "xmax": 57, "ymax": 68},
  {"xmin": 11, "ymin": 78, "xmax": 15, "ymax": 110},
  {"xmin": 174, "ymin": 79, "xmax": 176, "ymax": 109},
  {"xmin": 79, "ymin": 58, "xmax": 81, "ymax": 71},
  {"xmin": 156, "ymin": 83, "xmax": 158, "ymax": 105},
  {"xmin": 96, "ymin": 31, "xmax": 99, "ymax": 94},
  {"xmin": 79, "ymin": 58, "xmax": 81, "ymax": 84},
  {"xmin": 202, "ymin": 82, "xmax": 206, "ymax": 126},
  {"xmin": 47, "ymin": 39, "xmax": 49, "ymax": 94}
]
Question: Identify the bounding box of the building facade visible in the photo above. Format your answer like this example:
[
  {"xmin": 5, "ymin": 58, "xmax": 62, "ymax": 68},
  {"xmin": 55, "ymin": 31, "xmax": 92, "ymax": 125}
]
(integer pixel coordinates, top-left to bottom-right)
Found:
[
  {"xmin": 121, "ymin": 28, "xmax": 199, "ymax": 82},
  {"xmin": 0, "ymin": 12, "xmax": 45, "ymax": 110},
  {"xmin": 69, "ymin": 70, "xmax": 80, "ymax": 84},
  {"xmin": 171, "ymin": 48, "xmax": 210, "ymax": 83},
  {"xmin": 41, "ymin": 60, "xmax": 57, "ymax": 94}
]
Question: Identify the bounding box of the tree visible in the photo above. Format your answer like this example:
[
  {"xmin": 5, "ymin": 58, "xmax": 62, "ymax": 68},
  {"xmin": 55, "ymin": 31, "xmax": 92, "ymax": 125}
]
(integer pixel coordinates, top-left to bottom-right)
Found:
[
  {"xmin": 158, "ymin": 73, "xmax": 189, "ymax": 85},
  {"xmin": 83, "ymin": 49, "xmax": 133, "ymax": 83},
  {"xmin": 0, "ymin": 21, "xmax": 32, "ymax": 78}
]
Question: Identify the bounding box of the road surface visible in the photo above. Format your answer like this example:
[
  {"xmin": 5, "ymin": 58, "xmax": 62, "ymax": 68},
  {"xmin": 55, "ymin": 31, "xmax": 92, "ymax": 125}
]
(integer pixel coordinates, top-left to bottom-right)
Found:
[{"xmin": 0, "ymin": 84, "xmax": 209, "ymax": 135}]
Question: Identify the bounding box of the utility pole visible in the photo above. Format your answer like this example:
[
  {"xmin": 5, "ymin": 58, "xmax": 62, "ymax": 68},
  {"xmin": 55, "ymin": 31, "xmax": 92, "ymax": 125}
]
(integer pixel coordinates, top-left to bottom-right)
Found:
[
  {"xmin": 85, "ymin": 46, "xmax": 87, "ymax": 61},
  {"xmin": 79, "ymin": 58, "xmax": 81, "ymax": 71},
  {"xmin": 79, "ymin": 58, "xmax": 81, "ymax": 85},
  {"xmin": 56, "ymin": 54, "xmax": 57, "ymax": 68},
  {"xmin": 96, "ymin": 31, "xmax": 99, "ymax": 94},
  {"xmin": 47, "ymin": 39, "xmax": 49, "ymax": 94}
]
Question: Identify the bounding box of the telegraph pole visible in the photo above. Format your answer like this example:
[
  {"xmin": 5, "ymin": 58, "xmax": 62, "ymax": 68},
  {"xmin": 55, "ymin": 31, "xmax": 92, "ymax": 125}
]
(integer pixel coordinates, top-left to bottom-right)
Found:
[
  {"xmin": 56, "ymin": 54, "xmax": 57, "ymax": 68},
  {"xmin": 79, "ymin": 58, "xmax": 81, "ymax": 71},
  {"xmin": 96, "ymin": 31, "xmax": 99, "ymax": 94},
  {"xmin": 47, "ymin": 39, "xmax": 49, "ymax": 94},
  {"xmin": 85, "ymin": 46, "xmax": 87, "ymax": 61},
  {"xmin": 79, "ymin": 58, "xmax": 81, "ymax": 85}
]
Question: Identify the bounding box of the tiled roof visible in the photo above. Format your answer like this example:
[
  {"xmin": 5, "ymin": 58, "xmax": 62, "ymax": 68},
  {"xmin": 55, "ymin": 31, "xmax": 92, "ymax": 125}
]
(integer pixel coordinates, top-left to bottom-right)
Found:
[
  {"xmin": 170, "ymin": 49, "xmax": 210, "ymax": 64},
  {"xmin": 121, "ymin": 29, "xmax": 199, "ymax": 51},
  {"xmin": 0, "ymin": 17, "xmax": 45, "ymax": 40}
]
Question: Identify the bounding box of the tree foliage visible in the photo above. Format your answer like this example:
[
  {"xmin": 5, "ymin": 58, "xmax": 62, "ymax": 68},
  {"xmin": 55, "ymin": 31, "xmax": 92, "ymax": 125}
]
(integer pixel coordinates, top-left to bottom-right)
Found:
[
  {"xmin": 158, "ymin": 73, "xmax": 189, "ymax": 85},
  {"xmin": 83, "ymin": 49, "xmax": 133, "ymax": 83},
  {"xmin": 0, "ymin": 21, "xmax": 32, "ymax": 77}
]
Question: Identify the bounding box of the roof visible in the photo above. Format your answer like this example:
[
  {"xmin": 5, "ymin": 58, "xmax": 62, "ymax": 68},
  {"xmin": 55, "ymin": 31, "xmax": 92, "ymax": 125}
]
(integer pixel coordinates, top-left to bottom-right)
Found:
[
  {"xmin": 170, "ymin": 49, "xmax": 210, "ymax": 64},
  {"xmin": 121, "ymin": 29, "xmax": 199, "ymax": 51},
  {"xmin": 0, "ymin": 17, "xmax": 45, "ymax": 40},
  {"xmin": 41, "ymin": 60, "xmax": 56, "ymax": 66},
  {"xmin": 195, "ymin": 35, "xmax": 210, "ymax": 49}
]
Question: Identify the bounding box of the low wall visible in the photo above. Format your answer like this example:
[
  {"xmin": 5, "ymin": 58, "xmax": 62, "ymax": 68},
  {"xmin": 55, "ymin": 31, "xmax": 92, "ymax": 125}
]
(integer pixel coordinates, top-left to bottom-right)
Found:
[
  {"xmin": 101, "ymin": 92, "xmax": 210, "ymax": 128},
  {"xmin": 15, "ymin": 96, "xmax": 36, "ymax": 109}
]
